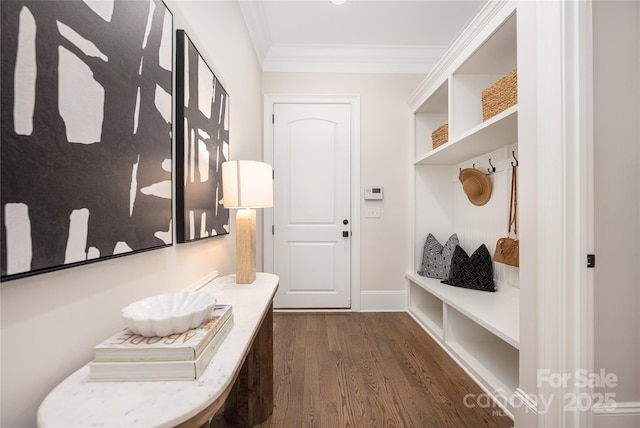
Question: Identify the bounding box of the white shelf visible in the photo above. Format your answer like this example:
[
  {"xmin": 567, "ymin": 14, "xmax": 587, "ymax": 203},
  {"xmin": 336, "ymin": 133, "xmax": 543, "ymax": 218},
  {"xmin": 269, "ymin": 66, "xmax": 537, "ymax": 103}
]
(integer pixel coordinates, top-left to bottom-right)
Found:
[
  {"xmin": 407, "ymin": 271, "xmax": 520, "ymax": 417},
  {"xmin": 446, "ymin": 305, "xmax": 519, "ymax": 394},
  {"xmin": 455, "ymin": 12, "xmax": 517, "ymax": 75},
  {"xmin": 415, "ymin": 80, "xmax": 448, "ymax": 114},
  {"xmin": 407, "ymin": 3, "xmax": 521, "ymax": 419},
  {"xmin": 448, "ymin": 339, "xmax": 519, "ymax": 400},
  {"xmin": 415, "ymin": 106, "xmax": 518, "ymax": 165},
  {"xmin": 414, "ymin": 113, "xmax": 448, "ymax": 159},
  {"xmin": 406, "ymin": 272, "xmax": 519, "ymax": 349},
  {"xmin": 408, "ymin": 281, "xmax": 444, "ymax": 338}
]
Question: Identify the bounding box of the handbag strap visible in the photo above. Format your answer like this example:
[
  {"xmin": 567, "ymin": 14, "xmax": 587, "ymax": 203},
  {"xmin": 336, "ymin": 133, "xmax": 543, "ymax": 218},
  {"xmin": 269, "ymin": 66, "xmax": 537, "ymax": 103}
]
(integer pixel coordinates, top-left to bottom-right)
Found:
[{"xmin": 508, "ymin": 165, "xmax": 518, "ymax": 236}]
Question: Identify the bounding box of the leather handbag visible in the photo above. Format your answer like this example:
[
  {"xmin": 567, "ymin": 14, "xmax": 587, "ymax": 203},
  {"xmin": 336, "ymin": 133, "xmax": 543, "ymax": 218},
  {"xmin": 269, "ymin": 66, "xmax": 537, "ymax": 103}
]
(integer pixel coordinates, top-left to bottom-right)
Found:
[{"xmin": 493, "ymin": 165, "xmax": 519, "ymax": 267}]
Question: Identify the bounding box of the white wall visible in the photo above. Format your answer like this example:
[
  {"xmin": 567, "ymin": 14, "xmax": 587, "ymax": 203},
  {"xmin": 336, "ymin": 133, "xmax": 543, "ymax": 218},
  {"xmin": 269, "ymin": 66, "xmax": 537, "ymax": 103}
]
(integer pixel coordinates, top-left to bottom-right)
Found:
[
  {"xmin": 593, "ymin": 0, "xmax": 640, "ymax": 425},
  {"xmin": 262, "ymin": 73, "xmax": 424, "ymax": 297},
  {"xmin": 0, "ymin": 2, "xmax": 263, "ymax": 426}
]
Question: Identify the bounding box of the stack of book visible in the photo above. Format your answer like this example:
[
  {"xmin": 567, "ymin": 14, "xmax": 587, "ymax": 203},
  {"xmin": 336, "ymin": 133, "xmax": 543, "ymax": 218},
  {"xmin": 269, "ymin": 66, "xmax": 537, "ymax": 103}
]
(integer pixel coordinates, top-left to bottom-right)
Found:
[{"xmin": 89, "ymin": 304, "xmax": 233, "ymax": 381}]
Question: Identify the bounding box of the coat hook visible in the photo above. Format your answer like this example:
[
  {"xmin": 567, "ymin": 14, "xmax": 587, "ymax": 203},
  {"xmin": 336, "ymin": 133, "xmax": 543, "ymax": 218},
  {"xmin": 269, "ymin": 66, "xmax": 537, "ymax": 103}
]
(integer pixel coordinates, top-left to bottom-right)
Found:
[
  {"xmin": 511, "ymin": 151, "xmax": 519, "ymax": 167},
  {"xmin": 488, "ymin": 158, "xmax": 496, "ymax": 173},
  {"xmin": 472, "ymin": 163, "xmax": 476, "ymax": 169}
]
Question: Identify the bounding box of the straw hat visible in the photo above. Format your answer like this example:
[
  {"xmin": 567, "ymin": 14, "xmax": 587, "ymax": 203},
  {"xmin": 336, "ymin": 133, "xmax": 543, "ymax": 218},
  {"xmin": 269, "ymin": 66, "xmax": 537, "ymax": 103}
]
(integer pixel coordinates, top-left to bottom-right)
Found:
[{"xmin": 459, "ymin": 168, "xmax": 492, "ymax": 206}]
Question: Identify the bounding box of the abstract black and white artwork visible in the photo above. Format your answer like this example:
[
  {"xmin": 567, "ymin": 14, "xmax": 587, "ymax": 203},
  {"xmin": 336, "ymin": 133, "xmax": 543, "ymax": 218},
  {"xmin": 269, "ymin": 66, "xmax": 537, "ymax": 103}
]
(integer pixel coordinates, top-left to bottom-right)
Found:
[
  {"xmin": 1, "ymin": 0, "xmax": 173, "ymax": 281},
  {"xmin": 175, "ymin": 30, "xmax": 229, "ymax": 243}
]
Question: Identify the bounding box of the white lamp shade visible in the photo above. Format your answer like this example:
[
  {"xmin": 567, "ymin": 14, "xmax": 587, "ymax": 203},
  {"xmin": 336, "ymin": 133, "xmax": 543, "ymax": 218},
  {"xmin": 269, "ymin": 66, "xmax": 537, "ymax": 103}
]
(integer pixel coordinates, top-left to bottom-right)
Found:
[{"xmin": 222, "ymin": 160, "xmax": 273, "ymax": 208}]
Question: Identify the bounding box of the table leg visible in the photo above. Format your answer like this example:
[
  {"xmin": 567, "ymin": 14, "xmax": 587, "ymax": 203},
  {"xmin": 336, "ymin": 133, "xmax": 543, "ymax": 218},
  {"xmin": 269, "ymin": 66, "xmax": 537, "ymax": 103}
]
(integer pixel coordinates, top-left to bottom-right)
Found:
[{"xmin": 224, "ymin": 304, "xmax": 273, "ymax": 427}]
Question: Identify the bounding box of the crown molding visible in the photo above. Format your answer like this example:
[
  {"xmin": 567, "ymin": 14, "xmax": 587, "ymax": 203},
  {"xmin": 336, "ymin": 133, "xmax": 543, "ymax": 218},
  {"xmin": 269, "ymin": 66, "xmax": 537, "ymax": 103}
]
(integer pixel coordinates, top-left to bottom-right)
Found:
[
  {"xmin": 261, "ymin": 43, "xmax": 446, "ymax": 74},
  {"xmin": 238, "ymin": 0, "xmax": 450, "ymax": 74},
  {"xmin": 237, "ymin": 0, "xmax": 271, "ymax": 64}
]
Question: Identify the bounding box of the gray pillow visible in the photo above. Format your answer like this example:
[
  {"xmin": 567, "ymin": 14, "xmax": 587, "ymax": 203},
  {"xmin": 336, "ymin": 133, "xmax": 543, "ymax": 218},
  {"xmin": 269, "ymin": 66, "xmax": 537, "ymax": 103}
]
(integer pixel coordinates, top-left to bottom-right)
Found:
[{"xmin": 418, "ymin": 233, "xmax": 459, "ymax": 279}]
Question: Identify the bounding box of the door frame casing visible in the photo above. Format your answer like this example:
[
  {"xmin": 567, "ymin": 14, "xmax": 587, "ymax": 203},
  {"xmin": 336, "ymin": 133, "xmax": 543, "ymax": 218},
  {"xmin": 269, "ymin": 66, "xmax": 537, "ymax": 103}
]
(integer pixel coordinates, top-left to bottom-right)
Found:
[{"xmin": 263, "ymin": 94, "xmax": 361, "ymax": 311}]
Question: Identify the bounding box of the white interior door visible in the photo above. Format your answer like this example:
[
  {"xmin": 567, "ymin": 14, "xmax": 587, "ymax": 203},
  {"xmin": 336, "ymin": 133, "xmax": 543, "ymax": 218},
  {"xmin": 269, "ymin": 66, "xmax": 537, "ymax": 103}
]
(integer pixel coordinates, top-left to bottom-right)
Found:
[{"xmin": 272, "ymin": 103, "xmax": 351, "ymax": 308}]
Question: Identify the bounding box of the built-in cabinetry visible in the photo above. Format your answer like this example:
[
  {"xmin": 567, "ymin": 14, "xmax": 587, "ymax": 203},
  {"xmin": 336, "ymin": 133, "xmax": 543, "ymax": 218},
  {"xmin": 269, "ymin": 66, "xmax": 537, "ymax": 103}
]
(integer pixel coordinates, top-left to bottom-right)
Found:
[{"xmin": 407, "ymin": 3, "xmax": 522, "ymax": 418}]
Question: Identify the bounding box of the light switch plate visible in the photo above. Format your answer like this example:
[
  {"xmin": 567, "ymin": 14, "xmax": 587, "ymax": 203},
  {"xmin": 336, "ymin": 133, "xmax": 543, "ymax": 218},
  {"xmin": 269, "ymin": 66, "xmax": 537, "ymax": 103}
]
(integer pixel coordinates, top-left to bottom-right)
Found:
[{"xmin": 365, "ymin": 207, "xmax": 381, "ymax": 218}]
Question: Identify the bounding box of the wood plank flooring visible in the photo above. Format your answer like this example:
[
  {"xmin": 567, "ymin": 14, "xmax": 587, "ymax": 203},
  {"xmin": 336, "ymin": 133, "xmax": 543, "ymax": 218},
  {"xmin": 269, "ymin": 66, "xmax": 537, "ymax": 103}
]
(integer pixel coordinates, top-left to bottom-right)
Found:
[{"xmin": 210, "ymin": 312, "xmax": 513, "ymax": 428}]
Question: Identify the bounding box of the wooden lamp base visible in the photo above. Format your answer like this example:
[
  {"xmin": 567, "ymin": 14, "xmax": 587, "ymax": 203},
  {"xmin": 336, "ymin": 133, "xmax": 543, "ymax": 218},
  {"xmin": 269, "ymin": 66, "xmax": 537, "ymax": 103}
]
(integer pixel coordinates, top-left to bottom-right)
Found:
[{"xmin": 235, "ymin": 208, "xmax": 256, "ymax": 284}]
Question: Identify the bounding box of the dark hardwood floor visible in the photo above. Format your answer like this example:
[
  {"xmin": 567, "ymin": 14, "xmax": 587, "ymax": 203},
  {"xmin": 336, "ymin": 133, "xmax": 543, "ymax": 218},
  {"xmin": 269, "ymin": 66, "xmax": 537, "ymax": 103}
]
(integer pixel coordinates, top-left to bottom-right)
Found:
[{"xmin": 211, "ymin": 312, "xmax": 513, "ymax": 428}]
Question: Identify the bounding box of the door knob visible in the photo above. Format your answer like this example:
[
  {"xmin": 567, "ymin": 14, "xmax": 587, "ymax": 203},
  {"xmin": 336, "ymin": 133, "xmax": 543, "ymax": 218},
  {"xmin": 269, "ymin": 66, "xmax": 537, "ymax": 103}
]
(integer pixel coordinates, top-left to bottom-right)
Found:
[{"xmin": 343, "ymin": 231, "xmax": 349, "ymax": 238}]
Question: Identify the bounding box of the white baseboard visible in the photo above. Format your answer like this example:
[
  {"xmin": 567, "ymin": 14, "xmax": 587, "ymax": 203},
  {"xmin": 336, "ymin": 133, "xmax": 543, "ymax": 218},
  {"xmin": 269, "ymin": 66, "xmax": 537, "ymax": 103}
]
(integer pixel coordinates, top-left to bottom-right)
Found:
[
  {"xmin": 360, "ymin": 290, "xmax": 407, "ymax": 312},
  {"xmin": 593, "ymin": 401, "xmax": 640, "ymax": 428},
  {"xmin": 513, "ymin": 388, "xmax": 538, "ymax": 415},
  {"xmin": 183, "ymin": 271, "xmax": 220, "ymax": 292}
]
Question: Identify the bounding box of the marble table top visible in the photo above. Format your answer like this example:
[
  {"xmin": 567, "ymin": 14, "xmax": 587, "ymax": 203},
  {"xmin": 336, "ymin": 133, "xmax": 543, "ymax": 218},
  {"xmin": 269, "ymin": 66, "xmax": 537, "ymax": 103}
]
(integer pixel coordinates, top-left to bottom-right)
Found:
[{"xmin": 37, "ymin": 273, "xmax": 279, "ymax": 428}]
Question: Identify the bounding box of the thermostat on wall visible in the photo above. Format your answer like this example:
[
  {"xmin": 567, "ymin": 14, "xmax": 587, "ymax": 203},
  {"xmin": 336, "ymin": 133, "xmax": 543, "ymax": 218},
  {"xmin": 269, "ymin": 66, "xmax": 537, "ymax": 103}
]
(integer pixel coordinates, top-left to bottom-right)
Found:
[{"xmin": 364, "ymin": 186, "xmax": 384, "ymax": 200}]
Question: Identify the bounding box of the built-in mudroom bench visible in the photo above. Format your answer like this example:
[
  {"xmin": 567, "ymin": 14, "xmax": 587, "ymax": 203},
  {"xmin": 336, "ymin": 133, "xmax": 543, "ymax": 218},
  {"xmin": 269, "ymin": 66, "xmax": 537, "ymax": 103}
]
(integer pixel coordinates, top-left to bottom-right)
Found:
[
  {"xmin": 406, "ymin": 272, "xmax": 519, "ymax": 409},
  {"xmin": 406, "ymin": 2, "xmax": 525, "ymax": 419}
]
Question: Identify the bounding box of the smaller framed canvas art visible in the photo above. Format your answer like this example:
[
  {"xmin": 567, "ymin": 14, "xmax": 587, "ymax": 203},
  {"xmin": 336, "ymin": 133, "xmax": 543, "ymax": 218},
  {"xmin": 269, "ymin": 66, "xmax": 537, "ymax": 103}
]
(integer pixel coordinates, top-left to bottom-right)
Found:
[{"xmin": 175, "ymin": 30, "xmax": 230, "ymax": 243}]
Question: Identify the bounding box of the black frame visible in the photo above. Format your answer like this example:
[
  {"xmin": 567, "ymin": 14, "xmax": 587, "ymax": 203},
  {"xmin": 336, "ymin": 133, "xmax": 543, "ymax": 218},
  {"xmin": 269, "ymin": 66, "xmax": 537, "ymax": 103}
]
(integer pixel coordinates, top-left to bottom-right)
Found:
[{"xmin": 175, "ymin": 30, "xmax": 230, "ymax": 243}]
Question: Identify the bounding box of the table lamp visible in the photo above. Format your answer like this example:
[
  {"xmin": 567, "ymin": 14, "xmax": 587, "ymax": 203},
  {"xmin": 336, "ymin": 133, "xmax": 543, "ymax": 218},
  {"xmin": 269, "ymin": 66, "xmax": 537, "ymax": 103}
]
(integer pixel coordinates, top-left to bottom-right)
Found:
[{"xmin": 222, "ymin": 160, "xmax": 273, "ymax": 284}]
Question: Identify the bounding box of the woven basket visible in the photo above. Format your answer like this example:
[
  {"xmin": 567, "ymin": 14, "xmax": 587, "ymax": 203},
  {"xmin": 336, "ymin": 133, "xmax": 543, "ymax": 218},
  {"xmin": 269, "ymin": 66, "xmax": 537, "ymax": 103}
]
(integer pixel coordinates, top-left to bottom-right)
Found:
[
  {"xmin": 431, "ymin": 123, "xmax": 448, "ymax": 149},
  {"xmin": 481, "ymin": 68, "xmax": 517, "ymax": 121}
]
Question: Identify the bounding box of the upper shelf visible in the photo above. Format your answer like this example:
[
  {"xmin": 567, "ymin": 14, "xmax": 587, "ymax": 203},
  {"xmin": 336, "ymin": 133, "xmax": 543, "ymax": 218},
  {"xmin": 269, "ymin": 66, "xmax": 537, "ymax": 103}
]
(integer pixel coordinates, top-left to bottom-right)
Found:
[
  {"xmin": 409, "ymin": 9, "xmax": 517, "ymax": 113},
  {"xmin": 415, "ymin": 105, "xmax": 517, "ymax": 165},
  {"xmin": 455, "ymin": 12, "xmax": 517, "ymax": 75},
  {"xmin": 415, "ymin": 80, "xmax": 447, "ymax": 114}
]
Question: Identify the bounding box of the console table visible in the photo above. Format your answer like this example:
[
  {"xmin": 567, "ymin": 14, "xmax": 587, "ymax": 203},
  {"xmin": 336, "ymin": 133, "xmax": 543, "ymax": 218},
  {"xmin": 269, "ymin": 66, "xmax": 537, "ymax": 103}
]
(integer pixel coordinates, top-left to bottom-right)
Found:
[{"xmin": 37, "ymin": 273, "xmax": 279, "ymax": 427}]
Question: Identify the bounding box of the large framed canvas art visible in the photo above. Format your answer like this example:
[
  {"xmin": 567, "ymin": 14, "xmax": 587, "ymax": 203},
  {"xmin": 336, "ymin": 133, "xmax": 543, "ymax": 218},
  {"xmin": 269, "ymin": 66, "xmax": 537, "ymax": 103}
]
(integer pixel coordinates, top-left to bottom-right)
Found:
[
  {"xmin": 1, "ymin": 0, "xmax": 174, "ymax": 281},
  {"xmin": 175, "ymin": 30, "xmax": 230, "ymax": 243}
]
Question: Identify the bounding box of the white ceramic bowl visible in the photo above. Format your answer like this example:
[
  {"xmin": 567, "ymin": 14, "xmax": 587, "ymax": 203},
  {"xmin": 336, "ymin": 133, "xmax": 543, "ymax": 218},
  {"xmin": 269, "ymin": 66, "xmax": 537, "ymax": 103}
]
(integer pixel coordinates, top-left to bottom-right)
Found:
[{"xmin": 121, "ymin": 292, "xmax": 216, "ymax": 337}]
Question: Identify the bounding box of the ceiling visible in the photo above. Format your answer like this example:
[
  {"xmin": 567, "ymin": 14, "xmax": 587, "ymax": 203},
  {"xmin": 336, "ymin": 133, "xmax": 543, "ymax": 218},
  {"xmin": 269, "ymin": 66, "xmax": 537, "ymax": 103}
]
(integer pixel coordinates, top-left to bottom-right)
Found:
[{"xmin": 238, "ymin": 0, "xmax": 484, "ymax": 74}]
